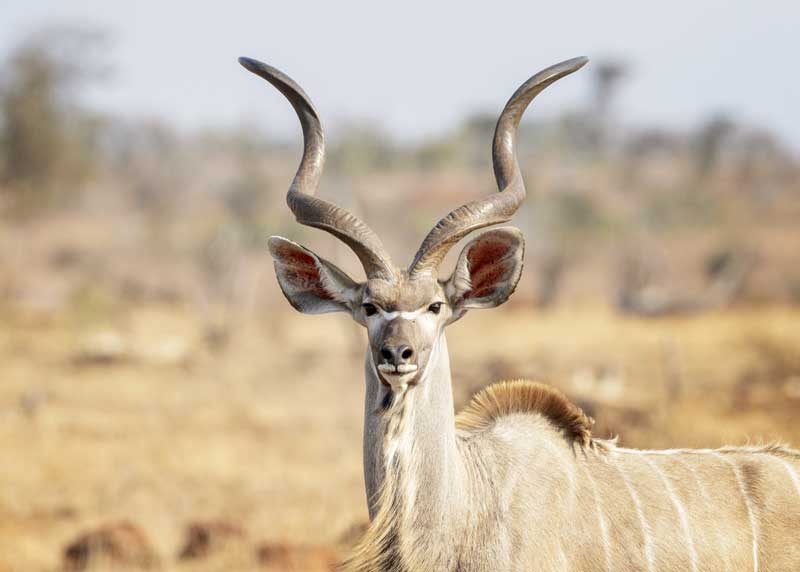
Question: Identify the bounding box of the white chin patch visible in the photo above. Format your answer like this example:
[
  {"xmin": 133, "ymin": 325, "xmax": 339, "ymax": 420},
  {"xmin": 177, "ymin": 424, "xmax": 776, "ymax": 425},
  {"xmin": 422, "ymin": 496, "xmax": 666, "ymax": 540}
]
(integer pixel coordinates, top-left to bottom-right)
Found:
[{"xmin": 377, "ymin": 363, "xmax": 419, "ymax": 389}]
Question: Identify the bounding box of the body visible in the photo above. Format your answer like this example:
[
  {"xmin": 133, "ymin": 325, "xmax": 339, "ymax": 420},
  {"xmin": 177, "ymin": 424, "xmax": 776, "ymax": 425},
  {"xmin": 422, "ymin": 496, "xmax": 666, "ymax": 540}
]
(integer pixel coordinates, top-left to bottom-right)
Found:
[
  {"xmin": 353, "ymin": 337, "xmax": 800, "ymax": 572},
  {"xmin": 238, "ymin": 55, "xmax": 800, "ymax": 572}
]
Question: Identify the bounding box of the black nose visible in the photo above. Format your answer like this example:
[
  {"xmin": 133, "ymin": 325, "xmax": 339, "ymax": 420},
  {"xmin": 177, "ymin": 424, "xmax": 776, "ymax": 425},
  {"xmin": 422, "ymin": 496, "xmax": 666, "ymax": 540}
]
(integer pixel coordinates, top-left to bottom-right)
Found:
[{"xmin": 380, "ymin": 344, "xmax": 414, "ymax": 365}]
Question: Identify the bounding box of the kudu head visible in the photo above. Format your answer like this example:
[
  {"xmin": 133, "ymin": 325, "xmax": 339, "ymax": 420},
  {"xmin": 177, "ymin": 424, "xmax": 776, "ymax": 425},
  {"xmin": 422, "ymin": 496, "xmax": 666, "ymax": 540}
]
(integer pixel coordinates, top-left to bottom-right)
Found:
[{"xmin": 240, "ymin": 56, "xmax": 587, "ymax": 390}]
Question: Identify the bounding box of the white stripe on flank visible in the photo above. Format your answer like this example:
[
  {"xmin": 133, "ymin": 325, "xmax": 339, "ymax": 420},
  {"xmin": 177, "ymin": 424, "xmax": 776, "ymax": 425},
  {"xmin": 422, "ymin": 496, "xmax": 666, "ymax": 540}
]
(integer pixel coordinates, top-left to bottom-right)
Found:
[
  {"xmin": 557, "ymin": 541, "xmax": 570, "ymax": 572},
  {"xmin": 676, "ymin": 457, "xmax": 730, "ymax": 572},
  {"xmin": 615, "ymin": 464, "xmax": 655, "ymax": 572},
  {"xmin": 643, "ymin": 457, "xmax": 698, "ymax": 572},
  {"xmin": 544, "ymin": 440, "xmax": 577, "ymax": 504},
  {"xmin": 538, "ymin": 439, "xmax": 577, "ymax": 510},
  {"xmin": 775, "ymin": 457, "xmax": 800, "ymax": 499},
  {"xmin": 583, "ymin": 465, "xmax": 612, "ymax": 572},
  {"xmin": 712, "ymin": 452, "xmax": 759, "ymax": 572}
]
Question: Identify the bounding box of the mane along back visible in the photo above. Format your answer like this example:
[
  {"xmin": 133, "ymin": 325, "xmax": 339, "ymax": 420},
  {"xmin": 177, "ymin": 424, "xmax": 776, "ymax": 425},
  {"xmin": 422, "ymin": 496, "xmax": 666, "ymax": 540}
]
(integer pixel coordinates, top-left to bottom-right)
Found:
[{"xmin": 456, "ymin": 380, "xmax": 600, "ymax": 449}]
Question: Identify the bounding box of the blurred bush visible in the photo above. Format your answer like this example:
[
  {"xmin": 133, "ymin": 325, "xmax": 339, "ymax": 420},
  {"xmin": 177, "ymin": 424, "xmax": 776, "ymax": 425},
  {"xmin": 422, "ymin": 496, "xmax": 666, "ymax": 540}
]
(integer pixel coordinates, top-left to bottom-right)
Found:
[
  {"xmin": 0, "ymin": 26, "xmax": 109, "ymax": 215},
  {"xmin": 0, "ymin": 28, "xmax": 798, "ymax": 315}
]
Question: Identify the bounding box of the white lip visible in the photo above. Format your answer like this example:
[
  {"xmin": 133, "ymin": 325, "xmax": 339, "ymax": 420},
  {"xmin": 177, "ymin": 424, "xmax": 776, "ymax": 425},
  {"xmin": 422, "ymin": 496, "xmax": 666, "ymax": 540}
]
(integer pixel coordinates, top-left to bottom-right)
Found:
[
  {"xmin": 378, "ymin": 363, "xmax": 418, "ymax": 375},
  {"xmin": 377, "ymin": 363, "xmax": 419, "ymax": 389}
]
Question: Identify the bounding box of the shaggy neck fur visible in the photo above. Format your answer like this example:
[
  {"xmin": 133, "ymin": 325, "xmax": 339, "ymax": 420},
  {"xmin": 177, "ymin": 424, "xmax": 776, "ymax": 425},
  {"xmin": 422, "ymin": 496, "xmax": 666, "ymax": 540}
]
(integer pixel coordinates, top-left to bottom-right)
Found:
[{"xmin": 348, "ymin": 334, "xmax": 467, "ymax": 572}]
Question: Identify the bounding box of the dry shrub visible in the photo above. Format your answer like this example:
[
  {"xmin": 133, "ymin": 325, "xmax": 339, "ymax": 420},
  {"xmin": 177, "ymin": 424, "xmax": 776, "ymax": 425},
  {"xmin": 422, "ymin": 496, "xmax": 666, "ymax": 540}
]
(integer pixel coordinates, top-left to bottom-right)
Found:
[
  {"xmin": 62, "ymin": 521, "xmax": 158, "ymax": 571},
  {"xmin": 734, "ymin": 334, "xmax": 800, "ymax": 411},
  {"xmin": 178, "ymin": 520, "xmax": 247, "ymax": 560}
]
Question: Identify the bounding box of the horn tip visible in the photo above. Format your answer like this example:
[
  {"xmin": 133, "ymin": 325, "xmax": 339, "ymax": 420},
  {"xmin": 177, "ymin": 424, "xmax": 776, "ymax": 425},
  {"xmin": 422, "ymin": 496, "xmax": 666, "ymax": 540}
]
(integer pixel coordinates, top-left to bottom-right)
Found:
[
  {"xmin": 238, "ymin": 56, "xmax": 263, "ymax": 73},
  {"xmin": 537, "ymin": 56, "xmax": 589, "ymax": 82},
  {"xmin": 566, "ymin": 56, "xmax": 590, "ymax": 71}
]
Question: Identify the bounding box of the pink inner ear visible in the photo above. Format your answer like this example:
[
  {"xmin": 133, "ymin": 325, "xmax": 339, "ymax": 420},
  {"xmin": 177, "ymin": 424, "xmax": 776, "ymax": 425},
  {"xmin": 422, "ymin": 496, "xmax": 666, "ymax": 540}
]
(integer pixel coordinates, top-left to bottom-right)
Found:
[
  {"xmin": 465, "ymin": 238, "xmax": 512, "ymax": 300},
  {"xmin": 273, "ymin": 244, "xmax": 335, "ymax": 301},
  {"xmin": 272, "ymin": 242, "xmax": 317, "ymax": 268},
  {"xmin": 283, "ymin": 268, "xmax": 334, "ymax": 300}
]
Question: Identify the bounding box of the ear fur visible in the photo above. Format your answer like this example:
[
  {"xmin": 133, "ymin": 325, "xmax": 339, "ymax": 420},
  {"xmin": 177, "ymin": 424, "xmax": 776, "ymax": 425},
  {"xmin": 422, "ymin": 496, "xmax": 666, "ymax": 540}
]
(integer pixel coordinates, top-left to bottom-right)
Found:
[
  {"xmin": 268, "ymin": 236, "xmax": 360, "ymax": 314},
  {"xmin": 445, "ymin": 227, "xmax": 525, "ymax": 311}
]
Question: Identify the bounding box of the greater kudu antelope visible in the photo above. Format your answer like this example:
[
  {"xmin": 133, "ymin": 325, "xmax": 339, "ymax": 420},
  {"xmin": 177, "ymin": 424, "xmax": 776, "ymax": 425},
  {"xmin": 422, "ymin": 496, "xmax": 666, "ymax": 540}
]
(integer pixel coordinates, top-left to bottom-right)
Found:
[{"xmin": 239, "ymin": 56, "xmax": 800, "ymax": 572}]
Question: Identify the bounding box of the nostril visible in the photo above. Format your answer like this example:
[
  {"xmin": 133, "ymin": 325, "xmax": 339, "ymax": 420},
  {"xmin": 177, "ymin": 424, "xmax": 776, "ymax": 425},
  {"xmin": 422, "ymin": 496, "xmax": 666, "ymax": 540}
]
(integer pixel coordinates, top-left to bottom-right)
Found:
[
  {"xmin": 401, "ymin": 347, "xmax": 413, "ymax": 360},
  {"xmin": 380, "ymin": 348, "xmax": 393, "ymax": 362}
]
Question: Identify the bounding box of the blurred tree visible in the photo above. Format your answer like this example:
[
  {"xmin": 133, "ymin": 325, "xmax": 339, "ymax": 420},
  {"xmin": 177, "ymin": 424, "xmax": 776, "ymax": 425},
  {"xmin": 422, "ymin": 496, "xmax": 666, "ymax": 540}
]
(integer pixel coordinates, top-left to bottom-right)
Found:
[
  {"xmin": 106, "ymin": 118, "xmax": 186, "ymax": 244},
  {"xmin": 592, "ymin": 60, "xmax": 628, "ymax": 119},
  {"xmin": 692, "ymin": 114, "xmax": 735, "ymax": 181},
  {"xmin": 587, "ymin": 59, "xmax": 629, "ymax": 153},
  {"xmin": 0, "ymin": 26, "xmax": 110, "ymax": 215}
]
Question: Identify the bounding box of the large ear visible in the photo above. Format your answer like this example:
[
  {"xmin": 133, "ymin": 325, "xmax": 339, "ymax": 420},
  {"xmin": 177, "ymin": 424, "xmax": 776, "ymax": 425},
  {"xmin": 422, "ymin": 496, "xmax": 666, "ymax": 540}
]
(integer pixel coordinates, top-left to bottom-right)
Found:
[
  {"xmin": 445, "ymin": 227, "xmax": 525, "ymax": 312},
  {"xmin": 268, "ymin": 236, "xmax": 361, "ymax": 315}
]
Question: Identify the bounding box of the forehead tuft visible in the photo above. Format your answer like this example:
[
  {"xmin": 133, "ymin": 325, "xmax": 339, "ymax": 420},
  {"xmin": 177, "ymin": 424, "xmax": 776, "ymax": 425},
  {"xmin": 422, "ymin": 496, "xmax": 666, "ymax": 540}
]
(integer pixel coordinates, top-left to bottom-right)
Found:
[{"xmin": 365, "ymin": 274, "xmax": 441, "ymax": 311}]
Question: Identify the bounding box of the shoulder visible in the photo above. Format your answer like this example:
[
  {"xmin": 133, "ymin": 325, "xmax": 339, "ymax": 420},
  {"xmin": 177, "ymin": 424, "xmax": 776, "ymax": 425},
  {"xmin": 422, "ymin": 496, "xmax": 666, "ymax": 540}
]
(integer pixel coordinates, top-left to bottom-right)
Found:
[{"xmin": 455, "ymin": 380, "xmax": 606, "ymax": 451}]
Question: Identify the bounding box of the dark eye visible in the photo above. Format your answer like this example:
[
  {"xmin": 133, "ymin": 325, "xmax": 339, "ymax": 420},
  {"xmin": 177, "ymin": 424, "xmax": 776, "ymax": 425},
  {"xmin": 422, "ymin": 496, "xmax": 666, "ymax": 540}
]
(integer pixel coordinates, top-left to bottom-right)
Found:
[
  {"xmin": 428, "ymin": 302, "xmax": 443, "ymax": 314},
  {"xmin": 362, "ymin": 303, "xmax": 378, "ymax": 317}
]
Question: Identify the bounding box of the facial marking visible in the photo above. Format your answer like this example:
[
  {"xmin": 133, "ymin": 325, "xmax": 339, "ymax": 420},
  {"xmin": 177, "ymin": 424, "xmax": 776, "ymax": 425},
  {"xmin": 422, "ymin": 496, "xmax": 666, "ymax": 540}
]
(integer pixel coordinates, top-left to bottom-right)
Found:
[
  {"xmin": 381, "ymin": 308, "xmax": 427, "ymax": 321},
  {"xmin": 365, "ymin": 306, "xmax": 441, "ymax": 331},
  {"xmin": 365, "ymin": 302, "xmax": 446, "ymax": 391},
  {"xmin": 378, "ymin": 363, "xmax": 418, "ymax": 374}
]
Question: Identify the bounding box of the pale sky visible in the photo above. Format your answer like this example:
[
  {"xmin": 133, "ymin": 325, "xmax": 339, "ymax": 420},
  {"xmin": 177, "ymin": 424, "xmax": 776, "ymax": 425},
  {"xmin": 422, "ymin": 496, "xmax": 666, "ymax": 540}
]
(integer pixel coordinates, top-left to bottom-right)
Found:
[{"xmin": 2, "ymin": 1, "xmax": 799, "ymax": 150}]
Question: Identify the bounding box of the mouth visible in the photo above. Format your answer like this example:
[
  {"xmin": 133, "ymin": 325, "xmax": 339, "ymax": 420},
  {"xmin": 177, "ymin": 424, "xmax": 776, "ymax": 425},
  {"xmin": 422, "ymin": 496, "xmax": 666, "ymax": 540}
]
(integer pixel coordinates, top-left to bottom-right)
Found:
[{"xmin": 377, "ymin": 363, "xmax": 419, "ymax": 388}]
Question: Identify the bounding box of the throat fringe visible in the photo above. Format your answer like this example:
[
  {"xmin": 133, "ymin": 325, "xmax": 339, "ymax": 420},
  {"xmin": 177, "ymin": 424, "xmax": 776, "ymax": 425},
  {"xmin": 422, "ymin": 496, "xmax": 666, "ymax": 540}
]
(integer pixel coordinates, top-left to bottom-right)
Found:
[{"xmin": 342, "ymin": 388, "xmax": 411, "ymax": 572}]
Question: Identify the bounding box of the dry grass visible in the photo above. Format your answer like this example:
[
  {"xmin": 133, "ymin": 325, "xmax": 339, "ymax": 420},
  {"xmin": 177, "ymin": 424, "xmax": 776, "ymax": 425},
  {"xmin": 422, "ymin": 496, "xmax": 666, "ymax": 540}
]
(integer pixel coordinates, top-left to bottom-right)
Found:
[{"xmin": 1, "ymin": 299, "xmax": 798, "ymax": 570}]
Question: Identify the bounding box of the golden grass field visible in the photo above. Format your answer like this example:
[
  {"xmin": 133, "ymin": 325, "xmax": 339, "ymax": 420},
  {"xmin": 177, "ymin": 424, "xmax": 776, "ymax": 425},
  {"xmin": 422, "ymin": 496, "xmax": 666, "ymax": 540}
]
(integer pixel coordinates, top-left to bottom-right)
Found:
[{"xmin": 1, "ymin": 298, "xmax": 798, "ymax": 571}]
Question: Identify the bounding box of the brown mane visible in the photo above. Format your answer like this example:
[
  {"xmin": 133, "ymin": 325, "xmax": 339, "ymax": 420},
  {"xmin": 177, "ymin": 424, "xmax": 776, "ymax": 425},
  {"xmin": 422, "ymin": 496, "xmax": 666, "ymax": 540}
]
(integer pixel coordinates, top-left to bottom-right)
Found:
[{"xmin": 456, "ymin": 380, "xmax": 601, "ymax": 449}]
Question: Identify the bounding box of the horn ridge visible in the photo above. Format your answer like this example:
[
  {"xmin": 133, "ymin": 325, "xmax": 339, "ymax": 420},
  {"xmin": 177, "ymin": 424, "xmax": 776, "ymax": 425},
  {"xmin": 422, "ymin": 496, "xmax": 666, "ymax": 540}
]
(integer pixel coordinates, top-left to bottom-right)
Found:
[
  {"xmin": 239, "ymin": 57, "xmax": 396, "ymax": 279},
  {"xmin": 409, "ymin": 56, "xmax": 588, "ymax": 276},
  {"xmin": 492, "ymin": 56, "xmax": 588, "ymax": 191}
]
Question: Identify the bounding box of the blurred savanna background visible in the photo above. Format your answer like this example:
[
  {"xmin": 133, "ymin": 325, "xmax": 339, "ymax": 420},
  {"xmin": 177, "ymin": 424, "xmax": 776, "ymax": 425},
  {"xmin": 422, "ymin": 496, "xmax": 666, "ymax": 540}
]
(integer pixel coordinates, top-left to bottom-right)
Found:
[{"xmin": 1, "ymin": 2, "xmax": 799, "ymax": 571}]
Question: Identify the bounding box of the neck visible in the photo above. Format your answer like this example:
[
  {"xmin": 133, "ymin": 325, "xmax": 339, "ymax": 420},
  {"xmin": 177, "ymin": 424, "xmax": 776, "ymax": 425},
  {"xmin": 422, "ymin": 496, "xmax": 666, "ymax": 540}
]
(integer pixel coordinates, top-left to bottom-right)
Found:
[{"xmin": 352, "ymin": 334, "xmax": 466, "ymax": 571}]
